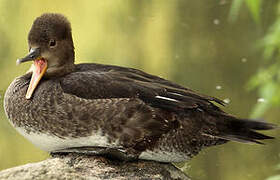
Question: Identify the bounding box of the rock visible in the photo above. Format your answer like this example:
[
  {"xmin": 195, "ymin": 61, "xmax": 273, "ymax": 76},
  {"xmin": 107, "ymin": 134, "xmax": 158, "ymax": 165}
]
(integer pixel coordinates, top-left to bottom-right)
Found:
[{"xmin": 0, "ymin": 154, "xmax": 190, "ymax": 180}]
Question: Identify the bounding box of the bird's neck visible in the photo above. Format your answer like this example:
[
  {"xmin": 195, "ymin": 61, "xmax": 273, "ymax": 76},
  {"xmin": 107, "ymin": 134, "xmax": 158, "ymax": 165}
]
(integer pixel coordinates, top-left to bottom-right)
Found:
[{"xmin": 45, "ymin": 63, "xmax": 75, "ymax": 78}]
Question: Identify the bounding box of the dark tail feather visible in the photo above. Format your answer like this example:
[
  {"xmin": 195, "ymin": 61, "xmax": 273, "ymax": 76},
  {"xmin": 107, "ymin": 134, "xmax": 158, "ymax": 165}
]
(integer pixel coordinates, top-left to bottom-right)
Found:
[{"xmin": 217, "ymin": 118, "xmax": 277, "ymax": 144}]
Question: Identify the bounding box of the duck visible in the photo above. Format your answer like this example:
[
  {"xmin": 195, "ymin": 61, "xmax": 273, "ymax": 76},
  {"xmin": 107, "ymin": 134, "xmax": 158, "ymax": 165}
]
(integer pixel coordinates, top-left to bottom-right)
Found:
[{"xmin": 4, "ymin": 13, "xmax": 276, "ymax": 162}]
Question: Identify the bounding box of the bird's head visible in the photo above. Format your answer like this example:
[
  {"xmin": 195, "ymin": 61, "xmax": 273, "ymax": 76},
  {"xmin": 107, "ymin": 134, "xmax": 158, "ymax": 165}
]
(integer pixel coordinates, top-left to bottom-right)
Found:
[{"xmin": 17, "ymin": 13, "xmax": 75, "ymax": 99}]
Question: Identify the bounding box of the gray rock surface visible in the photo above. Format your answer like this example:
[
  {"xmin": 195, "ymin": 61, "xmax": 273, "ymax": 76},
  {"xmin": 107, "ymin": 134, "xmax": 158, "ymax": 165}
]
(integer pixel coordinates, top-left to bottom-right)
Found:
[{"xmin": 0, "ymin": 154, "xmax": 190, "ymax": 180}]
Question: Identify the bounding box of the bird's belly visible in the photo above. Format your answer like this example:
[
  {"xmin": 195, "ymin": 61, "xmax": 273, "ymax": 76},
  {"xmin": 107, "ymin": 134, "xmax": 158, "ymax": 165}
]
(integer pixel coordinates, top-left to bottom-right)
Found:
[
  {"xmin": 15, "ymin": 126, "xmax": 190, "ymax": 162},
  {"xmin": 139, "ymin": 149, "xmax": 190, "ymax": 163},
  {"xmin": 15, "ymin": 127, "xmax": 120, "ymax": 152}
]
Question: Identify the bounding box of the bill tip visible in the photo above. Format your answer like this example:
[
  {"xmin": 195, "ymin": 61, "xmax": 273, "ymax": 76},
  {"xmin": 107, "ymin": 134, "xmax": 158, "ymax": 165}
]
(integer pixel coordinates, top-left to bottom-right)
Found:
[
  {"xmin": 25, "ymin": 94, "xmax": 32, "ymax": 99},
  {"xmin": 16, "ymin": 59, "xmax": 21, "ymax": 65}
]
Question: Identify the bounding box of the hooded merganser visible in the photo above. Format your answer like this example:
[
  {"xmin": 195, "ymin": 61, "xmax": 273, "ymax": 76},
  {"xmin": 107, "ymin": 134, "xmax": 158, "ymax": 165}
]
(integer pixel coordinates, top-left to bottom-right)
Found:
[{"xmin": 4, "ymin": 13, "xmax": 276, "ymax": 162}]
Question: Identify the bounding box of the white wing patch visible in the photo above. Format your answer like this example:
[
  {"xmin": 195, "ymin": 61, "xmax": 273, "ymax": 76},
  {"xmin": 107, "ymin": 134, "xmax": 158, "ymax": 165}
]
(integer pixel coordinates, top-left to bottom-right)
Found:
[
  {"xmin": 155, "ymin": 95, "xmax": 179, "ymax": 102},
  {"xmin": 168, "ymin": 92, "xmax": 184, "ymax": 97}
]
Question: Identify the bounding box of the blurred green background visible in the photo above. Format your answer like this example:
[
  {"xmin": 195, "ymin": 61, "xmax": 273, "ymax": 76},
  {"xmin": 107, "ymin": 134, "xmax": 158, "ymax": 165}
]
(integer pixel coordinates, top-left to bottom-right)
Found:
[{"xmin": 0, "ymin": 0, "xmax": 279, "ymax": 180}]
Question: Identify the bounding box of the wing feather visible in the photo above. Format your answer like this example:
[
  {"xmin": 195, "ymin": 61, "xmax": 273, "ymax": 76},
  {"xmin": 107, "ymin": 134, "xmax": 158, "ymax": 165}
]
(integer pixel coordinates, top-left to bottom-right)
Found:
[{"xmin": 61, "ymin": 63, "xmax": 224, "ymax": 112}]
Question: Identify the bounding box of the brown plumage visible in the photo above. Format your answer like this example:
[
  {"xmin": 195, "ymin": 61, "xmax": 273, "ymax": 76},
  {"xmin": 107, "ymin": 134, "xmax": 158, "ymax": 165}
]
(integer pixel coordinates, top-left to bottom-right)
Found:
[{"xmin": 4, "ymin": 13, "xmax": 277, "ymax": 162}]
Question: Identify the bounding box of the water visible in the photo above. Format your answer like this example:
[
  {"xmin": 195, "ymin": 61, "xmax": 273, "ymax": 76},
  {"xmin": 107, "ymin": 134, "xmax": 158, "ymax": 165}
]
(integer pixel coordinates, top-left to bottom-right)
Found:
[
  {"xmin": 213, "ymin": 19, "xmax": 220, "ymax": 25},
  {"xmin": 223, "ymin": 98, "xmax": 231, "ymax": 104},
  {"xmin": 215, "ymin": 85, "xmax": 222, "ymax": 90},
  {"xmin": 257, "ymin": 98, "xmax": 266, "ymax": 103},
  {"xmin": 241, "ymin": 58, "xmax": 247, "ymax": 63}
]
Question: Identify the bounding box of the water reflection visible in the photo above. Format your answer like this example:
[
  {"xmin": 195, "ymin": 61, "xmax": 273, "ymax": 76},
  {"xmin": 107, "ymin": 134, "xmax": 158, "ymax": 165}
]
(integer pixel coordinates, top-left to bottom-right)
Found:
[
  {"xmin": 213, "ymin": 19, "xmax": 220, "ymax": 25},
  {"xmin": 241, "ymin": 58, "xmax": 247, "ymax": 63},
  {"xmin": 216, "ymin": 85, "xmax": 222, "ymax": 90},
  {"xmin": 257, "ymin": 98, "xmax": 266, "ymax": 103},
  {"xmin": 223, "ymin": 98, "xmax": 231, "ymax": 104}
]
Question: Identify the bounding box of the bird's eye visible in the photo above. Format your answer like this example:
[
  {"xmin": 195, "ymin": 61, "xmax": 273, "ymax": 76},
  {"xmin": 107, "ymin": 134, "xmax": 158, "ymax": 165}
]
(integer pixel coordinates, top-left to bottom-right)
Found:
[{"xmin": 49, "ymin": 39, "xmax": 56, "ymax": 47}]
